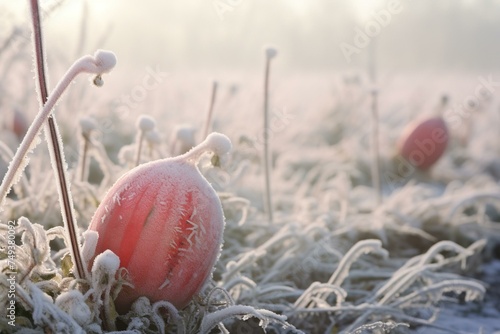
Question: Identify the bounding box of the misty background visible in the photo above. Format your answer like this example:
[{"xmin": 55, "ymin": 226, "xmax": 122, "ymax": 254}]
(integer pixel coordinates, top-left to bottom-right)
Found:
[{"xmin": 2, "ymin": 0, "xmax": 500, "ymax": 75}]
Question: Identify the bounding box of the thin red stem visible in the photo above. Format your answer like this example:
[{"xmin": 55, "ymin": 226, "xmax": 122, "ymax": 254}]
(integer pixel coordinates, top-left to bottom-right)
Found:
[{"xmin": 30, "ymin": 0, "xmax": 86, "ymax": 280}]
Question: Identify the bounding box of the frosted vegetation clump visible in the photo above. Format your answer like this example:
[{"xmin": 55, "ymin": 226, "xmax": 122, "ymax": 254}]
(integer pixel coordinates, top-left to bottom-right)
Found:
[{"xmin": 1, "ymin": 2, "xmax": 500, "ymax": 334}]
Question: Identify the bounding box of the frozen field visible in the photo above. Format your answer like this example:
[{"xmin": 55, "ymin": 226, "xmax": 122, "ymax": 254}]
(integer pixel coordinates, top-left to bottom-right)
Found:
[
  {"xmin": 1, "ymin": 1, "xmax": 500, "ymax": 333},
  {"xmin": 2, "ymin": 65, "xmax": 500, "ymax": 333}
]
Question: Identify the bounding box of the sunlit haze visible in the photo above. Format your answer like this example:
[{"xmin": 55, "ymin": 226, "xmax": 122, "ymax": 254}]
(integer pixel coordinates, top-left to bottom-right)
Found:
[{"xmin": 2, "ymin": 0, "xmax": 500, "ymax": 73}]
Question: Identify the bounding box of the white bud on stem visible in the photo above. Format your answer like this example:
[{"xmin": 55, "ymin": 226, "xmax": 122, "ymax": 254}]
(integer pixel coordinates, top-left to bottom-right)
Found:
[{"xmin": 265, "ymin": 46, "xmax": 278, "ymax": 59}]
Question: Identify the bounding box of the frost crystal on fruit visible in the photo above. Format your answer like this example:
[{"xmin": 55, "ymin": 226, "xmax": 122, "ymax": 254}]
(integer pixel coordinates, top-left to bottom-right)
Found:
[{"xmin": 87, "ymin": 133, "xmax": 231, "ymax": 312}]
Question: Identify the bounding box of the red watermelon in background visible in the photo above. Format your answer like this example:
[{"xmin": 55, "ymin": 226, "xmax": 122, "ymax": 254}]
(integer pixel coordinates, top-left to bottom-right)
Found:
[{"xmin": 397, "ymin": 116, "xmax": 449, "ymax": 170}]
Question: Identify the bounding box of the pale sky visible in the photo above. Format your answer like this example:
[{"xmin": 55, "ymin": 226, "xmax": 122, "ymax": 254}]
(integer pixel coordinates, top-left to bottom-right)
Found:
[{"xmin": 2, "ymin": 0, "xmax": 500, "ymax": 74}]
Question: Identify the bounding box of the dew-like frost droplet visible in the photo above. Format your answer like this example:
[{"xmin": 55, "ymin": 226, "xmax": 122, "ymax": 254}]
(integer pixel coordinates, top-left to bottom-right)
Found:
[{"xmin": 93, "ymin": 75, "xmax": 104, "ymax": 87}]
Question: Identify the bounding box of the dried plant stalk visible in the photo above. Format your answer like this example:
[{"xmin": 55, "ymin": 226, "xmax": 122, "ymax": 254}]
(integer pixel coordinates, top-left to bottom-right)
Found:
[{"xmin": 30, "ymin": 0, "xmax": 86, "ymax": 280}]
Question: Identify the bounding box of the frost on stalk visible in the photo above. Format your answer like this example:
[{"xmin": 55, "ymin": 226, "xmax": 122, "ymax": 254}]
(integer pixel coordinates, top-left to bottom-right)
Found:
[
  {"xmin": 89, "ymin": 249, "xmax": 121, "ymax": 330},
  {"xmin": 81, "ymin": 230, "xmax": 99, "ymax": 267}
]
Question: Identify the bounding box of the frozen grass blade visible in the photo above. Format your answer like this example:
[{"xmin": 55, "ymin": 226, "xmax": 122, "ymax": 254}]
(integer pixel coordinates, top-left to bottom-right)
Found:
[
  {"xmin": 0, "ymin": 141, "xmax": 31, "ymax": 199},
  {"xmin": 199, "ymin": 305, "xmax": 292, "ymax": 334},
  {"xmin": 348, "ymin": 321, "xmax": 409, "ymax": 334},
  {"xmin": 390, "ymin": 279, "xmax": 485, "ymax": 308},
  {"xmin": 151, "ymin": 301, "xmax": 185, "ymax": 334},
  {"xmin": 327, "ymin": 239, "xmax": 388, "ymax": 287},
  {"xmin": 293, "ymin": 282, "xmax": 347, "ymax": 309}
]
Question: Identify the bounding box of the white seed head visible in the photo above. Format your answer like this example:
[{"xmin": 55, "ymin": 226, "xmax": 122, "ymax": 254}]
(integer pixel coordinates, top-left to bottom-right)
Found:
[
  {"xmin": 79, "ymin": 117, "xmax": 97, "ymax": 135},
  {"xmin": 265, "ymin": 46, "xmax": 278, "ymax": 59},
  {"xmin": 93, "ymin": 49, "xmax": 117, "ymax": 73},
  {"xmin": 175, "ymin": 124, "xmax": 196, "ymax": 143},
  {"xmin": 204, "ymin": 132, "xmax": 232, "ymax": 157},
  {"xmin": 137, "ymin": 115, "xmax": 156, "ymax": 132},
  {"xmin": 92, "ymin": 249, "xmax": 120, "ymax": 278}
]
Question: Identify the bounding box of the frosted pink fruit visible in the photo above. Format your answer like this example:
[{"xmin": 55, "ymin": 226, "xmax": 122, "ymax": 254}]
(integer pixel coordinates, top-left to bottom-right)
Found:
[
  {"xmin": 87, "ymin": 133, "xmax": 231, "ymax": 313},
  {"xmin": 397, "ymin": 116, "xmax": 449, "ymax": 170}
]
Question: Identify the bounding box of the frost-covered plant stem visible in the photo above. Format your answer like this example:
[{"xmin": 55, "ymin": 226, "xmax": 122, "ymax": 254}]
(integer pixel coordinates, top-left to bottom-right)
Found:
[
  {"xmin": 135, "ymin": 115, "xmax": 156, "ymax": 166},
  {"xmin": 0, "ymin": 5, "xmax": 116, "ymax": 279},
  {"xmin": 79, "ymin": 132, "xmax": 91, "ymax": 182},
  {"xmin": 30, "ymin": 0, "xmax": 84, "ymax": 279},
  {"xmin": 134, "ymin": 131, "xmax": 145, "ymax": 166},
  {"xmin": 79, "ymin": 118, "xmax": 97, "ymax": 182},
  {"xmin": 202, "ymin": 80, "xmax": 218, "ymax": 140},
  {"xmin": 327, "ymin": 239, "xmax": 388, "ymax": 286},
  {"xmin": 370, "ymin": 89, "xmax": 381, "ymax": 205},
  {"xmin": 368, "ymin": 41, "xmax": 382, "ymax": 206},
  {"xmin": 31, "ymin": 0, "xmax": 81, "ymax": 280},
  {"xmin": 263, "ymin": 48, "xmax": 277, "ymax": 223}
]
